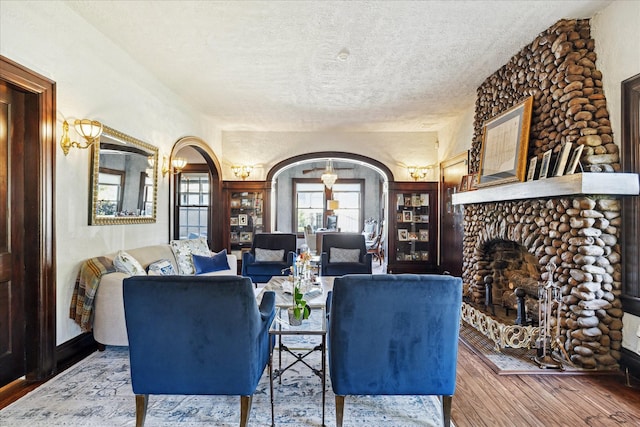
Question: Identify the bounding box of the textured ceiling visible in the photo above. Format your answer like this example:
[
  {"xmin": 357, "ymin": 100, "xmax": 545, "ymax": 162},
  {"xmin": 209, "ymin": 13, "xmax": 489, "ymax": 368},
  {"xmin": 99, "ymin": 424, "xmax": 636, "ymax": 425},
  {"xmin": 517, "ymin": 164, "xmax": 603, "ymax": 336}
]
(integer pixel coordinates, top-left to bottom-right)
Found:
[{"xmin": 65, "ymin": 0, "xmax": 611, "ymax": 132}]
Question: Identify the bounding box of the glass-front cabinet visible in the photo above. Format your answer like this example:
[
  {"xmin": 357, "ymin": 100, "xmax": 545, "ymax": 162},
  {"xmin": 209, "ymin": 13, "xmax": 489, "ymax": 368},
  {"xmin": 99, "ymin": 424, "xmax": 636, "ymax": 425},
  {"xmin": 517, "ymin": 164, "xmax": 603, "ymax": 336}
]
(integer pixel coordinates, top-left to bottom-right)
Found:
[
  {"xmin": 387, "ymin": 182, "xmax": 438, "ymax": 274},
  {"xmin": 223, "ymin": 181, "xmax": 270, "ymax": 271}
]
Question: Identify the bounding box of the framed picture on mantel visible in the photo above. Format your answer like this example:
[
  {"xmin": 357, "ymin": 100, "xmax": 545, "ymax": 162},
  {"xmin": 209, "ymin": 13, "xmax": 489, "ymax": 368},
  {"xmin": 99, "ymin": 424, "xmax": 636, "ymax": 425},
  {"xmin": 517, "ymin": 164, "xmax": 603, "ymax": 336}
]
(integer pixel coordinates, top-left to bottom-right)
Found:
[{"xmin": 477, "ymin": 96, "xmax": 534, "ymax": 187}]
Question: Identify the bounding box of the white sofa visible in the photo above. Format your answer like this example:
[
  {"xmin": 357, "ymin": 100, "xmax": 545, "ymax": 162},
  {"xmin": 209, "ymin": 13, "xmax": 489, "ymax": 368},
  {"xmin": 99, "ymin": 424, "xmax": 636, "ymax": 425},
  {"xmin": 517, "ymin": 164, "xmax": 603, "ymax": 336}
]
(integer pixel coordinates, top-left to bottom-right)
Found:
[{"xmin": 93, "ymin": 244, "xmax": 237, "ymax": 347}]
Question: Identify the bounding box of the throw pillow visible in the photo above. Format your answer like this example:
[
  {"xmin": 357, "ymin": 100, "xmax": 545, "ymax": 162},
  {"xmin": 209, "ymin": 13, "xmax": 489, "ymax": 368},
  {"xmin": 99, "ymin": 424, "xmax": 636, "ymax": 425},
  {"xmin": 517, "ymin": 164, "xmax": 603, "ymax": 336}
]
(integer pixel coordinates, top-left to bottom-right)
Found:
[
  {"xmin": 113, "ymin": 250, "xmax": 146, "ymax": 276},
  {"xmin": 192, "ymin": 250, "xmax": 231, "ymax": 274},
  {"xmin": 255, "ymin": 248, "xmax": 285, "ymax": 262},
  {"xmin": 147, "ymin": 259, "xmax": 176, "ymax": 276},
  {"xmin": 170, "ymin": 237, "xmax": 211, "ymax": 275},
  {"xmin": 330, "ymin": 247, "xmax": 360, "ymax": 263}
]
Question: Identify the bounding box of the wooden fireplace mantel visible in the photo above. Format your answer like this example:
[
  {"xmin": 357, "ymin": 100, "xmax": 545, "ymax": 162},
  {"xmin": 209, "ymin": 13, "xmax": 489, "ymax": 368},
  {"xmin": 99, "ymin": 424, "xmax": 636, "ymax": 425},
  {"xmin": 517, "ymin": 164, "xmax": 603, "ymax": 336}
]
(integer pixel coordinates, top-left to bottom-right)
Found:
[{"xmin": 452, "ymin": 173, "xmax": 640, "ymax": 205}]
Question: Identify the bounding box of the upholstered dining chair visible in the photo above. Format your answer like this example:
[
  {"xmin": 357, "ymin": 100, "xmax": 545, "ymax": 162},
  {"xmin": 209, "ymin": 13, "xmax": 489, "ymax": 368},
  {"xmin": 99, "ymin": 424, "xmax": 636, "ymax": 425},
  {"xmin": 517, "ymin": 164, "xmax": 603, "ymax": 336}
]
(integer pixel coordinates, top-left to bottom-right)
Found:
[
  {"xmin": 303, "ymin": 224, "xmax": 317, "ymax": 253},
  {"xmin": 123, "ymin": 275, "xmax": 276, "ymax": 427},
  {"xmin": 320, "ymin": 232, "xmax": 372, "ymax": 276},
  {"xmin": 326, "ymin": 274, "xmax": 463, "ymax": 427},
  {"xmin": 366, "ymin": 222, "xmax": 384, "ymax": 265},
  {"xmin": 241, "ymin": 233, "xmax": 296, "ymax": 283}
]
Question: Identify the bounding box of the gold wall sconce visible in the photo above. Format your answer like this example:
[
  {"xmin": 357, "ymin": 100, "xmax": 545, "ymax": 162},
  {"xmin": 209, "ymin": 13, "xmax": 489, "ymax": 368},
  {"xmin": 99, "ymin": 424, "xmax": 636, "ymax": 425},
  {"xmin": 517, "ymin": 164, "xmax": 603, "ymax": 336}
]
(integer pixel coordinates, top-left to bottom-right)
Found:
[
  {"xmin": 162, "ymin": 155, "xmax": 188, "ymax": 177},
  {"xmin": 231, "ymin": 165, "xmax": 253, "ymax": 180},
  {"xmin": 408, "ymin": 166, "xmax": 430, "ymax": 181},
  {"xmin": 327, "ymin": 199, "xmax": 340, "ymax": 211},
  {"xmin": 60, "ymin": 119, "xmax": 103, "ymax": 156}
]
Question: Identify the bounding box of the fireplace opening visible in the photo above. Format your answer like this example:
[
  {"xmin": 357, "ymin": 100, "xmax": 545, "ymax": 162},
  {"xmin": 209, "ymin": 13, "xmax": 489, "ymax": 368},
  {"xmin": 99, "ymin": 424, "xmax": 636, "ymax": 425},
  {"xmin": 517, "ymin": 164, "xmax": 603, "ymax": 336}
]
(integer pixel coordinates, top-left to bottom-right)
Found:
[{"xmin": 465, "ymin": 239, "xmax": 541, "ymax": 325}]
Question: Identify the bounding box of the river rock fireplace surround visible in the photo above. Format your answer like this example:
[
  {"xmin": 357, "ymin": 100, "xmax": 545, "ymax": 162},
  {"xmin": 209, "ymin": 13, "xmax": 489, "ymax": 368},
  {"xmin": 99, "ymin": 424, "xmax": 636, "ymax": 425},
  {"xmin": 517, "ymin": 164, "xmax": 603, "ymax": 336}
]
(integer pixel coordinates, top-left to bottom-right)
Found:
[
  {"xmin": 451, "ymin": 18, "xmax": 640, "ymax": 370},
  {"xmin": 453, "ymin": 174, "xmax": 638, "ymax": 370}
]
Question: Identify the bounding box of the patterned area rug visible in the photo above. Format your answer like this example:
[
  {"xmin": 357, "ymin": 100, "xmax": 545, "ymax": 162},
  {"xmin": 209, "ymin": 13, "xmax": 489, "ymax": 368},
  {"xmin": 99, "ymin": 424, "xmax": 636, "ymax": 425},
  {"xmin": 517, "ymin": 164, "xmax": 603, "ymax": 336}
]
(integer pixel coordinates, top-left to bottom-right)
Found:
[
  {"xmin": 0, "ymin": 335, "xmax": 449, "ymax": 426},
  {"xmin": 459, "ymin": 323, "xmax": 586, "ymax": 375}
]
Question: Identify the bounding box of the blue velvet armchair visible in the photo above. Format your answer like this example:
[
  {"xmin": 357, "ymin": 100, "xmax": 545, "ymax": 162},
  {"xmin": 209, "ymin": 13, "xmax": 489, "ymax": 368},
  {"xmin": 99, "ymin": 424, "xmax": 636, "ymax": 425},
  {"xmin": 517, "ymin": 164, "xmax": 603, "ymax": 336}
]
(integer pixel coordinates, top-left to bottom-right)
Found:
[
  {"xmin": 326, "ymin": 274, "xmax": 463, "ymax": 427},
  {"xmin": 241, "ymin": 233, "xmax": 297, "ymax": 283},
  {"xmin": 320, "ymin": 233, "xmax": 372, "ymax": 276},
  {"xmin": 123, "ymin": 275, "xmax": 275, "ymax": 427}
]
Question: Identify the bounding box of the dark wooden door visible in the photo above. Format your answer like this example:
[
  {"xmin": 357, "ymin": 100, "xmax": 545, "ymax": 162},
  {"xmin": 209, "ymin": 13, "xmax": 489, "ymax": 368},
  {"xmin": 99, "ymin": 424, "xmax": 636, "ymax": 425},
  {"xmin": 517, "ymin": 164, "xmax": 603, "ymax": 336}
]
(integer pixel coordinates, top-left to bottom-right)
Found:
[
  {"xmin": 0, "ymin": 81, "xmax": 26, "ymax": 386},
  {"xmin": 621, "ymin": 73, "xmax": 640, "ymax": 314},
  {"xmin": 439, "ymin": 152, "xmax": 468, "ymax": 277}
]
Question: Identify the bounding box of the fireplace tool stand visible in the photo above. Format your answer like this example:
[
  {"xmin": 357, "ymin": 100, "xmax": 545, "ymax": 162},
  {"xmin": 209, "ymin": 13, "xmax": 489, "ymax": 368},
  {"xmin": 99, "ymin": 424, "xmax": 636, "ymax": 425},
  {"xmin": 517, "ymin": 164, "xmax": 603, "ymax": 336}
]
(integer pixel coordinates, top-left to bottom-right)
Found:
[{"xmin": 533, "ymin": 263, "xmax": 564, "ymax": 370}]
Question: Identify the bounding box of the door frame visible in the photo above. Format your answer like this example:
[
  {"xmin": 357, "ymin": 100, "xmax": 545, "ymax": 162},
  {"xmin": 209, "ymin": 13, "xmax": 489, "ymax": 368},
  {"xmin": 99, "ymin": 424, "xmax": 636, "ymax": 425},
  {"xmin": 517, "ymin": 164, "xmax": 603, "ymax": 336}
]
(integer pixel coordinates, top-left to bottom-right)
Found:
[
  {"xmin": 438, "ymin": 151, "xmax": 468, "ymax": 276},
  {"xmin": 168, "ymin": 136, "xmax": 224, "ymax": 252},
  {"xmin": 0, "ymin": 56, "xmax": 56, "ymax": 381}
]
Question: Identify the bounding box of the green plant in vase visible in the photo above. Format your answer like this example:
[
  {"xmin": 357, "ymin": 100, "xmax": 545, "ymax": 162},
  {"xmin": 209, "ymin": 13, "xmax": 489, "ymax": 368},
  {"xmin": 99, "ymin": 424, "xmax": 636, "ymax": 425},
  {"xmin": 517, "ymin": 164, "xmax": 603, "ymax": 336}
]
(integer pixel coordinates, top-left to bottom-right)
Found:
[
  {"xmin": 292, "ymin": 280, "xmax": 310, "ymax": 321},
  {"xmin": 288, "ymin": 251, "xmax": 312, "ymax": 325}
]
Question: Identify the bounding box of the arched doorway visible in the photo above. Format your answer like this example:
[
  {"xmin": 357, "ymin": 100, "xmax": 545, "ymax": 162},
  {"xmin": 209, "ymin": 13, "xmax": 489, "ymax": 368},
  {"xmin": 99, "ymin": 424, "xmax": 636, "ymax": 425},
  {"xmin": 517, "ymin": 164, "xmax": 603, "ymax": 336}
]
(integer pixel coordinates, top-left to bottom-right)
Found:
[
  {"xmin": 267, "ymin": 151, "xmax": 393, "ymax": 264},
  {"xmin": 169, "ymin": 137, "xmax": 225, "ymax": 251}
]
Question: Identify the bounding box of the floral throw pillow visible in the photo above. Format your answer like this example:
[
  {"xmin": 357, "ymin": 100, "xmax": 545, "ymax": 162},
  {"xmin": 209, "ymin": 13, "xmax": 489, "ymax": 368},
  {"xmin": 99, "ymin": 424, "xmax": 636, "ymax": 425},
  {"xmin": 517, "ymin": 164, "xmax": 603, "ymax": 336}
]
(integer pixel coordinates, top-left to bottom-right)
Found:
[
  {"xmin": 170, "ymin": 237, "xmax": 211, "ymax": 275},
  {"xmin": 147, "ymin": 259, "xmax": 176, "ymax": 276},
  {"xmin": 330, "ymin": 248, "xmax": 360, "ymax": 263},
  {"xmin": 255, "ymin": 248, "xmax": 285, "ymax": 262},
  {"xmin": 113, "ymin": 250, "xmax": 146, "ymax": 276}
]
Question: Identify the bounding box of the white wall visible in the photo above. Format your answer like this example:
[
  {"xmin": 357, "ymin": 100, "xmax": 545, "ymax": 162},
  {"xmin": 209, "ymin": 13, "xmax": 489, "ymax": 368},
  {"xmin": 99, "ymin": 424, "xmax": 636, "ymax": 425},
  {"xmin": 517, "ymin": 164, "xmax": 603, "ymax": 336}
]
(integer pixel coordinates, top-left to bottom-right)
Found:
[
  {"xmin": 222, "ymin": 131, "xmax": 439, "ymax": 182},
  {"xmin": 1, "ymin": 1, "xmax": 220, "ymax": 344},
  {"xmin": 437, "ymin": 103, "xmax": 475, "ymax": 164},
  {"xmin": 592, "ymin": 0, "xmax": 640, "ymax": 356}
]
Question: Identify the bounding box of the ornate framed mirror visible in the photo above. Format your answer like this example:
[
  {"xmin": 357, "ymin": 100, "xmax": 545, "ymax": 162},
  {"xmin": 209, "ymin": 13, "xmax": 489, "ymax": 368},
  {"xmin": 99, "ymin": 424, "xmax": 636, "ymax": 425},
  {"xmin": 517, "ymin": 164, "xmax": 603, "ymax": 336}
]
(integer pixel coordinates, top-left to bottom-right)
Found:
[{"xmin": 89, "ymin": 125, "xmax": 159, "ymax": 225}]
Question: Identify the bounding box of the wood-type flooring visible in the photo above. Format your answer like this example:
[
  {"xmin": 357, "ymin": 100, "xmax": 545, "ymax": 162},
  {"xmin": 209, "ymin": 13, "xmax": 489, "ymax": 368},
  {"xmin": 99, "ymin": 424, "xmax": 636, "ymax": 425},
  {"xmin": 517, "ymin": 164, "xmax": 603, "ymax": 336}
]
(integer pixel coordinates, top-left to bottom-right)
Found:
[
  {"xmin": 2, "ymin": 337, "xmax": 640, "ymax": 426},
  {"xmin": 452, "ymin": 342, "xmax": 640, "ymax": 426}
]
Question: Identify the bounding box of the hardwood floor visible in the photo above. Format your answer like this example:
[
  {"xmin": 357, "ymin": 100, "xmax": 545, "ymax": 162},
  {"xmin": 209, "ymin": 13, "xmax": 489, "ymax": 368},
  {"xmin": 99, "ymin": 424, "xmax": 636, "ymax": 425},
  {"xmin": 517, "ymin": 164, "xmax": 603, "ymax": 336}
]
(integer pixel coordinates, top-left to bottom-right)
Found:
[
  {"xmin": 452, "ymin": 342, "xmax": 640, "ymax": 427},
  {"xmin": 2, "ymin": 322, "xmax": 639, "ymax": 426}
]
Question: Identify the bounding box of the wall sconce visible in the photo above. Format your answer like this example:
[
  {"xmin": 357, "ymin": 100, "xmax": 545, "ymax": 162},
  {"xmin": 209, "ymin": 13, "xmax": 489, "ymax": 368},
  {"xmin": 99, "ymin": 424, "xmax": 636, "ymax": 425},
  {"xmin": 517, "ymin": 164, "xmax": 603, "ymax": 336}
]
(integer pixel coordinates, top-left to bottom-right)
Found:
[
  {"xmin": 231, "ymin": 165, "xmax": 253, "ymax": 180},
  {"xmin": 408, "ymin": 166, "xmax": 429, "ymax": 181},
  {"xmin": 327, "ymin": 200, "xmax": 340, "ymax": 211},
  {"xmin": 321, "ymin": 160, "xmax": 338, "ymax": 189},
  {"xmin": 162, "ymin": 155, "xmax": 188, "ymax": 177},
  {"xmin": 60, "ymin": 119, "xmax": 103, "ymax": 156}
]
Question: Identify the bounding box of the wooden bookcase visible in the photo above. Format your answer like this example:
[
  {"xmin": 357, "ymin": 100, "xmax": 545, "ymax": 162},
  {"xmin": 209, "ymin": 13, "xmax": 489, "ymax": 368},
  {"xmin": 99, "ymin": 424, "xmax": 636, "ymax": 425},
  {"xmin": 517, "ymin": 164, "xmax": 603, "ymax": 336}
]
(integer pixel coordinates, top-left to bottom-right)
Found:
[
  {"xmin": 222, "ymin": 181, "xmax": 270, "ymax": 272},
  {"xmin": 387, "ymin": 181, "xmax": 439, "ymax": 274}
]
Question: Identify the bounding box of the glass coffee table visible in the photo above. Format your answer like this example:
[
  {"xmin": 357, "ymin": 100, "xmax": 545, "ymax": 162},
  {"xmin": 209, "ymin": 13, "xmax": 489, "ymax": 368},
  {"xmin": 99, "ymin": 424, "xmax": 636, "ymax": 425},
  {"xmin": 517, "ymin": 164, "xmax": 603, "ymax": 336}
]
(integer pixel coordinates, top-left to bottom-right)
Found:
[{"xmin": 269, "ymin": 305, "xmax": 326, "ymax": 427}]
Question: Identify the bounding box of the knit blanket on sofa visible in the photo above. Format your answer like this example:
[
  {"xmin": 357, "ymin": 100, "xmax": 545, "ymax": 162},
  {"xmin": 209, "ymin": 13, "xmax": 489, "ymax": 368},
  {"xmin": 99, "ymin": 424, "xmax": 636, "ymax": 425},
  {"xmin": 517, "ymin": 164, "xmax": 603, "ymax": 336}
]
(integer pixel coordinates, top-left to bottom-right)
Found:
[{"xmin": 69, "ymin": 256, "xmax": 116, "ymax": 332}]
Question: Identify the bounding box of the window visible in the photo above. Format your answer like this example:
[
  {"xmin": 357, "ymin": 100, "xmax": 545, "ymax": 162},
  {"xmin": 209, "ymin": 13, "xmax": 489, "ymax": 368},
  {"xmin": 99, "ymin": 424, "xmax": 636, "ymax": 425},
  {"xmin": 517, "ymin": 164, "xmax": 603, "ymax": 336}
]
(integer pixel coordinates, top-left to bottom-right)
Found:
[
  {"xmin": 293, "ymin": 179, "xmax": 364, "ymax": 234},
  {"xmin": 177, "ymin": 172, "xmax": 209, "ymax": 239},
  {"xmin": 139, "ymin": 171, "xmax": 154, "ymax": 216},
  {"xmin": 295, "ymin": 182, "xmax": 324, "ymax": 233},
  {"xmin": 332, "ymin": 182, "xmax": 362, "ymax": 233},
  {"xmin": 96, "ymin": 169, "xmax": 124, "ymax": 216}
]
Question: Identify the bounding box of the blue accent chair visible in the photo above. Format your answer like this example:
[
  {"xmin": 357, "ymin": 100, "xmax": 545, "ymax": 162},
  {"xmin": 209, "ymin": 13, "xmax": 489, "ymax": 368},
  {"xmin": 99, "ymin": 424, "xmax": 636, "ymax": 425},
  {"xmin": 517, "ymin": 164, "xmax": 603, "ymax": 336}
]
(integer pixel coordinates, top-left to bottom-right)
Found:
[
  {"xmin": 123, "ymin": 275, "xmax": 276, "ymax": 427},
  {"xmin": 320, "ymin": 233, "xmax": 372, "ymax": 276},
  {"xmin": 326, "ymin": 274, "xmax": 463, "ymax": 427},
  {"xmin": 241, "ymin": 233, "xmax": 297, "ymax": 283}
]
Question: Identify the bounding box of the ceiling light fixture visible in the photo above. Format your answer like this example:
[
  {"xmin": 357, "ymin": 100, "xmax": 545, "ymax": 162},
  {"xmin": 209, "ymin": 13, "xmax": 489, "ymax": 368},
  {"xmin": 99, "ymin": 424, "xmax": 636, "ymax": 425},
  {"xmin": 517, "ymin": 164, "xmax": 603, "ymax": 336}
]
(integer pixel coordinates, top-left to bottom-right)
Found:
[
  {"xmin": 337, "ymin": 48, "xmax": 350, "ymax": 61},
  {"xmin": 321, "ymin": 160, "xmax": 338, "ymax": 189}
]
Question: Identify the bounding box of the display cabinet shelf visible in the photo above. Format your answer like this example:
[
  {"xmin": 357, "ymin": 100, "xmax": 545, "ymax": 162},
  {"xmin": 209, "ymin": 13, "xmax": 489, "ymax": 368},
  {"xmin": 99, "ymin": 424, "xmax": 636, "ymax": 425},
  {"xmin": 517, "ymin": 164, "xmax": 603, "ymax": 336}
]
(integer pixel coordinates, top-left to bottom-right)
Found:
[{"xmin": 387, "ymin": 181, "xmax": 438, "ymax": 274}]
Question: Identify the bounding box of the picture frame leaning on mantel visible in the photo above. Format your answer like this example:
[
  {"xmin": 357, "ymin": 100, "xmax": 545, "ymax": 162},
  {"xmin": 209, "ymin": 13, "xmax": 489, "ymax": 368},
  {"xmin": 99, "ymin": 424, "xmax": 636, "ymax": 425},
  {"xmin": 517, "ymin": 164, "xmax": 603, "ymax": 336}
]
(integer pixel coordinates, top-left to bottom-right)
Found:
[{"xmin": 477, "ymin": 96, "xmax": 534, "ymax": 187}]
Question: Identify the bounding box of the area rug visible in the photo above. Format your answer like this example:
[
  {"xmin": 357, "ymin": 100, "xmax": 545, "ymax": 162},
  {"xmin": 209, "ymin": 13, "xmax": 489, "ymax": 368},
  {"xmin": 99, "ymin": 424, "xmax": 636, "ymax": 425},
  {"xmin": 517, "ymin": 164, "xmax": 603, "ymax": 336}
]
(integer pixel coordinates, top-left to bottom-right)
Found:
[
  {"xmin": 0, "ymin": 336, "xmax": 449, "ymax": 426},
  {"xmin": 459, "ymin": 323, "xmax": 589, "ymax": 375}
]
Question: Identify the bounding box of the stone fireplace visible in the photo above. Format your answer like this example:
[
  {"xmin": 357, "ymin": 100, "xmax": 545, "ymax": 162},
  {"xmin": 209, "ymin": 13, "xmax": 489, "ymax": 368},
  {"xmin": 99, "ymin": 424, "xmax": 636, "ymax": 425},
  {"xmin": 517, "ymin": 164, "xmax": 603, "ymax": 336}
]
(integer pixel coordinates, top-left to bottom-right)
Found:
[
  {"xmin": 461, "ymin": 195, "xmax": 624, "ymax": 370},
  {"xmin": 452, "ymin": 18, "xmax": 640, "ymax": 370}
]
